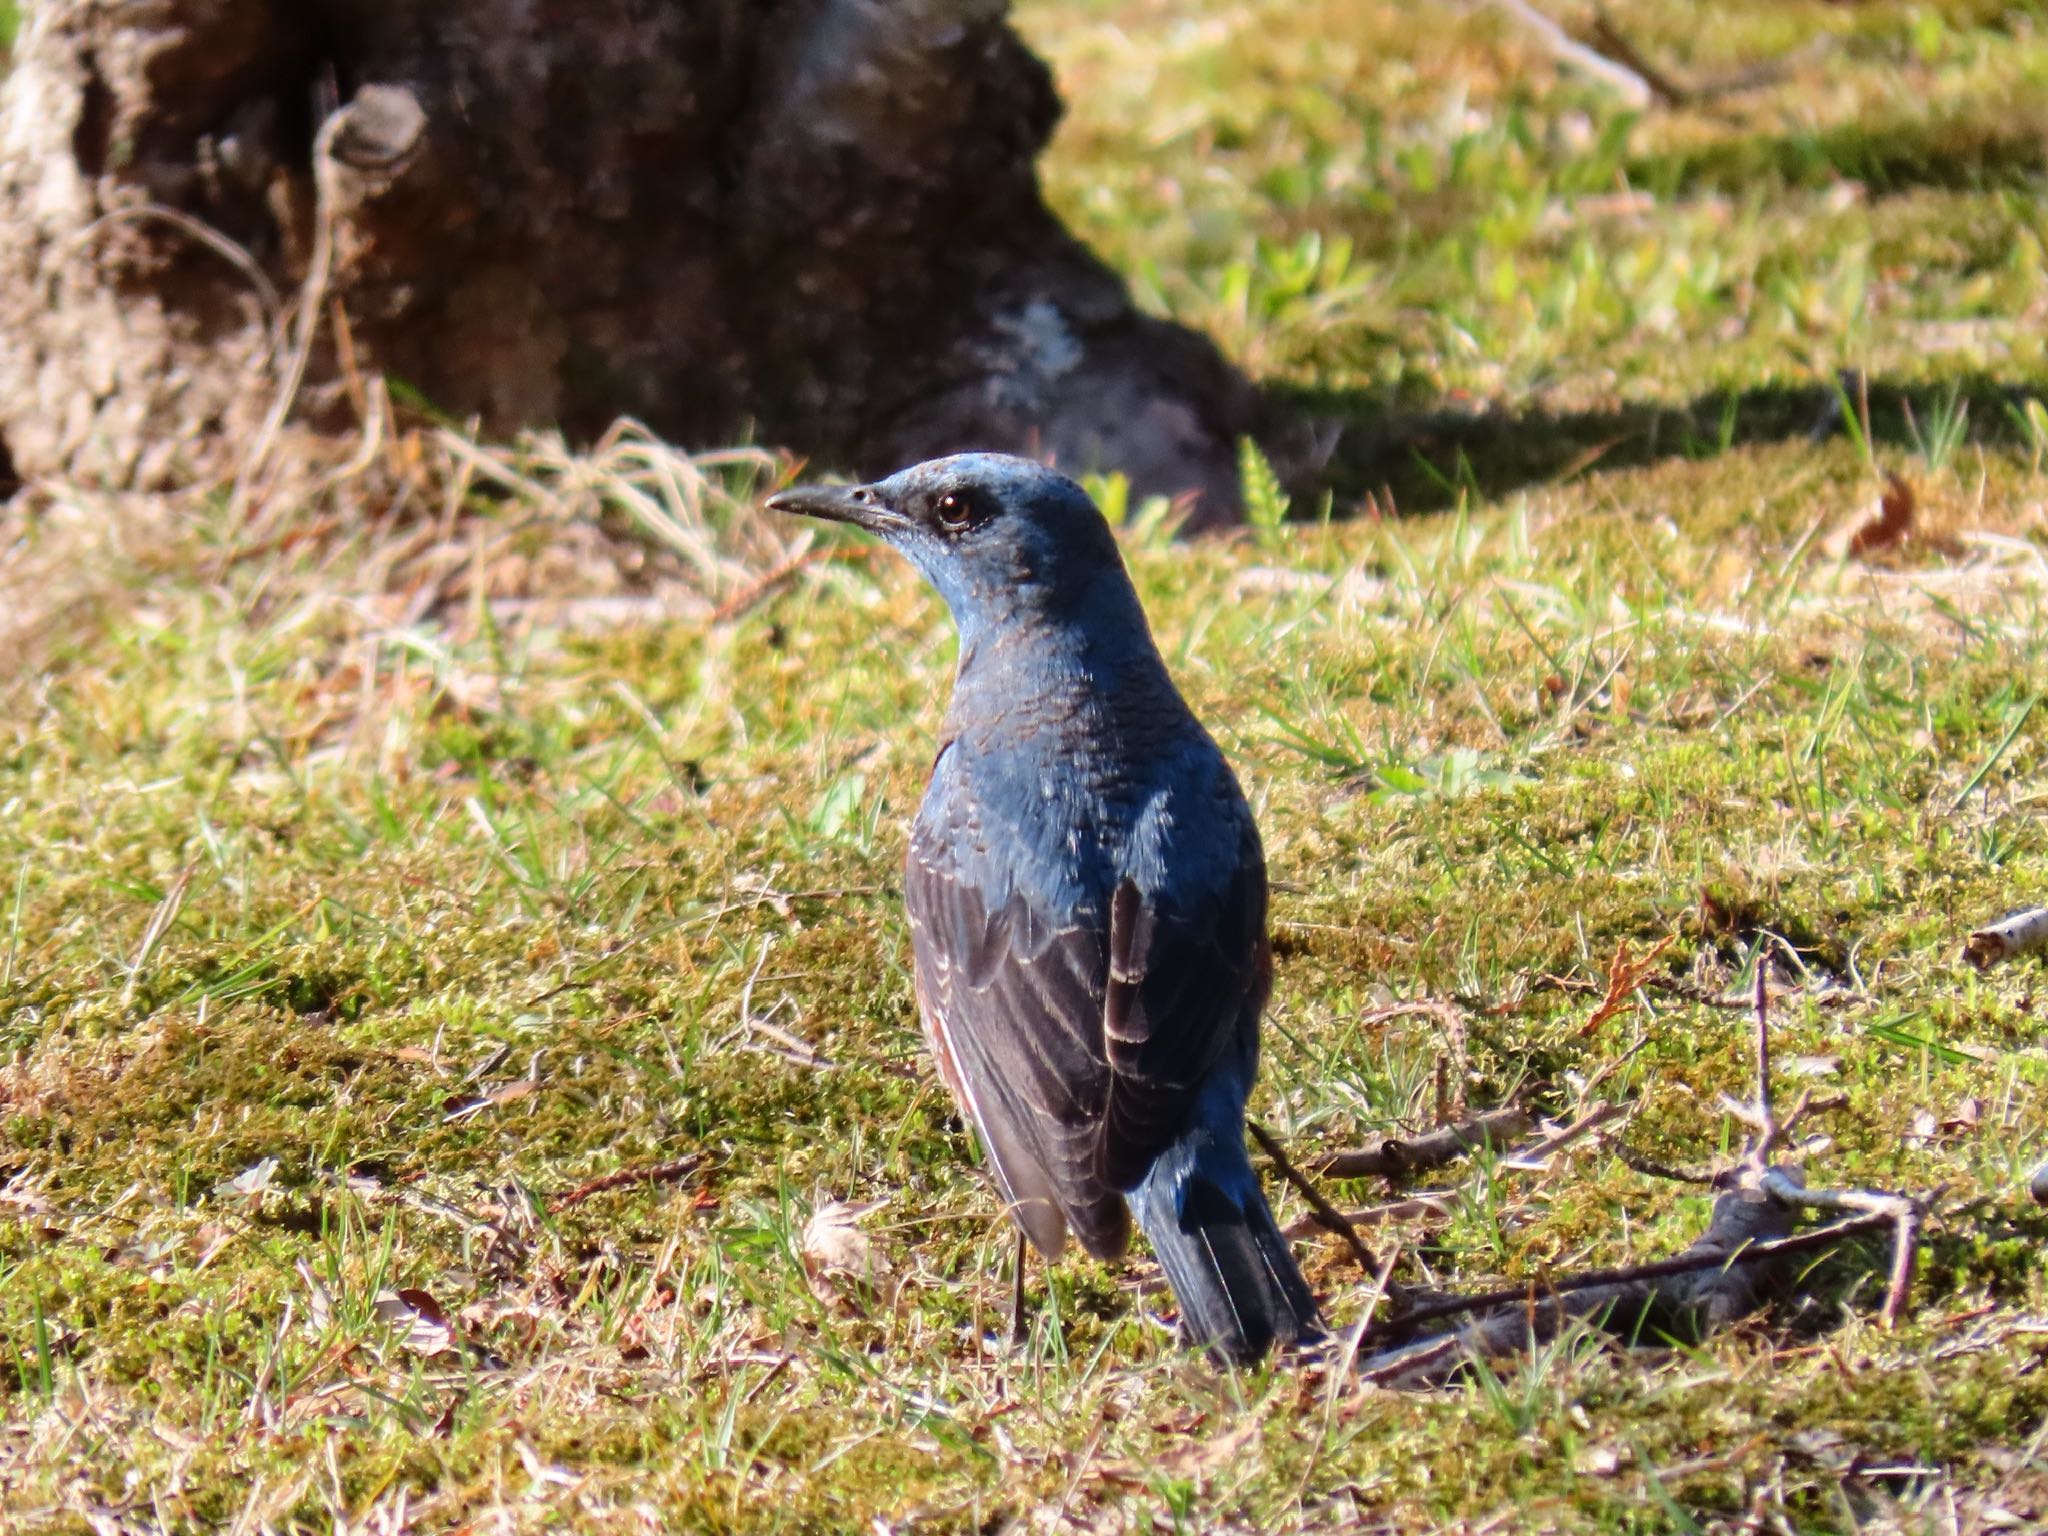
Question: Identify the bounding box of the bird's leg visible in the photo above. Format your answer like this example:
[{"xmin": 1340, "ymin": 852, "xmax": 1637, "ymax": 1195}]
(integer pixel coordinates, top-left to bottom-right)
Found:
[{"xmin": 1009, "ymin": 1227, "xmax": 1029, "ymax": 1348}]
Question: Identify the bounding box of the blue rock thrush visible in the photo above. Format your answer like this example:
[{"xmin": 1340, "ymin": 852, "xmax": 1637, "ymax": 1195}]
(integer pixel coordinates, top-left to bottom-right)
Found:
[{"xmin": 769, "ymin": 454, "xmax": 1322, "ymax": 1364}]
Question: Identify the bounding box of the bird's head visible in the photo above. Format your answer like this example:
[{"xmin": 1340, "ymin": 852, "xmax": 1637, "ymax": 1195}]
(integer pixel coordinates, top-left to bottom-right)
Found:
[{"xmin": 767, "ymin": 454, "xmax": 1133, "ymax": 644}]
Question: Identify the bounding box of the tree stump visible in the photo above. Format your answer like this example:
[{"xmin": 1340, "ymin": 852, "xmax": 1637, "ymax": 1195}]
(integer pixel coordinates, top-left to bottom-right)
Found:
[{"xmin": 0, "ymin": 1, "xmax": 1259, "ymax": 524}]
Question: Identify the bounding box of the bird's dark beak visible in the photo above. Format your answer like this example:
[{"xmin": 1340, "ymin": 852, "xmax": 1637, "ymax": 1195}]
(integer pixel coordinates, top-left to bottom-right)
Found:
[{"xmin": 765, "ymin": 483, "xmax": 905, "ymax": 533}]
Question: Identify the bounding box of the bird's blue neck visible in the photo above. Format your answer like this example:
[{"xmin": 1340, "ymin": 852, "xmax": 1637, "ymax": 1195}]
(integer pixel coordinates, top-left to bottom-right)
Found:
[
  {"xmin": 935, "ymin": 566, "xmax": 1192, "ymax": 767},
  {"xmin": 949, "ymin": 561, "xmax": 1164, "ymax": 688}
]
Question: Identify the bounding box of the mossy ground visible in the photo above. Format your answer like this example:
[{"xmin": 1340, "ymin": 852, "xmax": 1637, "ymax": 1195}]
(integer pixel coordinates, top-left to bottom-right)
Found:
[{"xmin": 5, "ymin": 2, "xmax": 2048, "ymax": 1531}]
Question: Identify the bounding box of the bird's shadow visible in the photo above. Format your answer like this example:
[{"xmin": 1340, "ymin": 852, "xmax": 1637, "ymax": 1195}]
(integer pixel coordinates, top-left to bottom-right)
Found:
[{"xmin": 1273, "ymin": 369, "xmax": 2048, "ymax": 517}]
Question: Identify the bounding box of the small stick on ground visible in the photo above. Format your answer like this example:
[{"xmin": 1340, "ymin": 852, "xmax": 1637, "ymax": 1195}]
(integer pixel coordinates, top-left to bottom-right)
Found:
[
  {"xmin": 1498, "ymin": 1100, "xmax": 1631, "ymax": 1171},
  {"xmin": 1963, "ymin": 906, "xmax": 2048, "ymax": 970},
  {"xmin": 1311, "ymin": 1106, "xmax": 1535, "ymax": 1180},
  {"xmin": 1282, "ymin": 1193, "xmax": 1452, "ymax": 1241},
  {"xmin": 1010, "ymin": 1228, "xmax": 1029, "ymax": 1347},
  {"xmin": 1616, "ymin": 1148, "xmax": 1715, "ymax": 1185},
  {"xmin": 1281, "ymin": 1102, "xmax": 1628, "ymax": 1240},
  {"xmin": 1751, "ymin": 963, "xmax": 1772, "ymax": 1122},
  {"xmin": 710, "ymin": 541, "xmax": 826, "ymax": 625},
  {"xmin": 1360, "ymin": 998, "xmax": 1468, "ymax": 1119},
  {"xmin": 1491, "ymin": 0, "xmax": 1655, "ymax": 107},
  {"xmin": 1587, "ymin": 5, "xmax": 1691, "ymax": 104},
  {"xmin": 1251, "ymin": 1120, "xmax": 1405, "ymax": 1306},
  {"xmin": 549, "ymin": 1155, "xmax": 702, "ymax": 1211},
  {"xmin": 1345, "ymin": 957, "xmax": 1923, "ymax": 1385},
  {"xmin": 1756, "ymin": 1170, "xmax": 1921, "ymax": 1328},
  {"xmin": 1375, "ymin": 1211, "xmax": 1893, "ymax": 1345}
]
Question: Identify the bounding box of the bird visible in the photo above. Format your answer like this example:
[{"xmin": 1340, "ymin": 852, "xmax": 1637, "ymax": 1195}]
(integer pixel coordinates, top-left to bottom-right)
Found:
[{"xmin": 768, "ymin": 453, "xmax": 1321, "ymax": 1365}]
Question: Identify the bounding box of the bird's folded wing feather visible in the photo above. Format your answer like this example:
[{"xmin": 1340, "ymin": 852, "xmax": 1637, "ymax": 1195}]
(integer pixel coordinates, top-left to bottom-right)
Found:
[
  {"xmin": 1099, "ymin": 818, "xmax": 1268, "ymax": 1191},
  {"xmin": 905, "ymin": 824, "xmax": 1123, "ymax": 1250},
  {"xmin": 906, "ymin": 786, "xmax": 1267, "ymax": 1227}
]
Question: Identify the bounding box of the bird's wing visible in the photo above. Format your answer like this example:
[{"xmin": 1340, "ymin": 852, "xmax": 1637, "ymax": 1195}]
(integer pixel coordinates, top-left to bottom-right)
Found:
[
  {"xmin": 1098, "ymin": 810, "xmax": 1269, "ymax": 1192},
  {"xmin": 906, "ymin": 751, "xmax": 1269, "ymax": 1246},
  {"xmin": 904, "ymin": 795, "xmax": 1129, "ymax": 1258}
]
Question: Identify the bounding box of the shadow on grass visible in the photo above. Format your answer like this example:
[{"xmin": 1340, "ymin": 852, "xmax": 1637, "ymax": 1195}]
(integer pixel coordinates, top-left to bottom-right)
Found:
[
  {"xmin": 1276, "ymin": 369, "xmax": 2048, "ymax": 516},
  {"xmin": 1292, "ymin": 107, "xmax": 2048, "ymax": 264},
  {"xmin": 1628, "ymin": 113, "xmax": 2048, "ymax": 198},
  {"xmin": 1759, "ymin": 1198, "xmax": 2048, "ymax": 1347}
]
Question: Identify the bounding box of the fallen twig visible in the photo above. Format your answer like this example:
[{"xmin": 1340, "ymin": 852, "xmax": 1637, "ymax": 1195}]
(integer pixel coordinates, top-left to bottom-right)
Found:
[
  {"xmin": 1755, "ymin": 1169, "xmax": 1920, "ymax": 1328},
  {"xmin": 1587, "ymin": 6, "xmax": 1689, "ymax": 104},
  {"xmin": 1282, "ymin": 1193, "xmax": 1453, "ymax": 1241},
  {"xmin": 1346, "ymin": 960, "xmax": 1923, "ymax": 1385},
  {"xmin": 1280, "ymin": 1103, "xmax": 1628, "ymax": 1239},
  {"xmin": 1492, "ymin": 0, "xmax": 1654, "ymax": 107},
  {"xmin": 1498, "ymin": 1100, "xmax": 1630, "ymax": 1171},
  {"xmin": 549, "ymin": 1155, "xmax": 702, "ymax": 1212},
  {"xmin": 1311, "ymin": 1106, "xmax": 1535, "ymax": 1180},
  {"xmin": 1963, "ymin": 906, "xmax": 2048, "ymax": 970},
  {"xmin": 710, "ymin": 538, "xmax": 825, "ymax": 625},
  {"xmin": 1616, "ymin": 1148, "xmax": 1715, "ymax": 1185},
  {"xmin": 1359, "ymin": 998, "xmax": 1469, "ymax": 1119},
  {"xmin": 1382, "ymin": 1210, "xmax": 1891, "ymax": 1344}
]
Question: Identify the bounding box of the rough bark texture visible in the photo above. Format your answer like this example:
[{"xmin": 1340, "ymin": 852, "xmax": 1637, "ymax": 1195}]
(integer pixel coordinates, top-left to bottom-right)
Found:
[{"xmin": 0, "ymin": 1, "xmax": 1258, "ymax": 522}]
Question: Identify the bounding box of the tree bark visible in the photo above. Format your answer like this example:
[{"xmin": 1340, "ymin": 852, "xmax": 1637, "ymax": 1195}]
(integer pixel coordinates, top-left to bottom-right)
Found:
[{"xmin": 0, "ymin": 1, "xmax": 1258, "ymax": 524}]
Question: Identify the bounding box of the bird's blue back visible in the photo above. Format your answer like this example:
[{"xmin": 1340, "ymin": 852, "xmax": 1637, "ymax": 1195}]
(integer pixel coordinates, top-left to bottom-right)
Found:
[{"xmin": 928, "ymin": 591, "xmax": 1253, "ymax": 942}]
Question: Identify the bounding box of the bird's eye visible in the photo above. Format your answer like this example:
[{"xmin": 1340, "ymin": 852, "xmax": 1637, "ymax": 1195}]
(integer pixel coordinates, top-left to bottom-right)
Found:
[{"xmin": 935, "ymin": 491, "xmax": 978, "ymax": 531}]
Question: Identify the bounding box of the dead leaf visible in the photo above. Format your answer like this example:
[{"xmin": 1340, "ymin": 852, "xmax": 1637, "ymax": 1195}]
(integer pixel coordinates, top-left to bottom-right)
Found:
[
  {"xmin": 214, "ymin": 1156, "xmax": 280, "ymax": 1210},
  {"xmin": 443, "ymin": 1078, "xmax": 536, "ymax": 1123},
  {"xmin": 1783, "ymin": 1054, "xmax": 1841, "ymax": 1079},
  {"xmin": 1152, "ymin": 1420, "xmax": 1260, "ymax": 1481},
  {"xmin": 1578, "ymin": 935, "xmax": 1675, "ymax": 1036},
  {"xmin": 1575, "ymin": 1443, "xmax": 1630, "ymax": 1477},
  {"xmin": 801, "ymin": 1197, "xmax": 890, "ymax": 1308},
  {"xmin": 514, "ymin": 1439, "xmax": 579, "ymax": 1488},
  {"xmin": 191, "ymin": 1223, "xmax": 234, "ymax": 1271},
  {"xmin": 1848, "ymin": 472, "xmax": 1915, "ymax": 557},
  {"xmin": 375, "ymin": 1287, "xmax": 455, "ymax": 1355},
  {"xmin": 297, "ymin": 1258, "xmax": 335, "ymax": 1334}
]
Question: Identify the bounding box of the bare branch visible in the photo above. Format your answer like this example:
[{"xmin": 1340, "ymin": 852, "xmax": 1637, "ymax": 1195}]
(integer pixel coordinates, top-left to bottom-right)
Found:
[
  {"xmin": 1282, "ymin": 1194, "xmax": 1453, "ymax": 1240},
  {"xmin": 1756, "ymin": 1169, "xmax": 1922, "ymax": 1327},
  {"xmin": 1491, "ymin": 0, "xmax": 1654, "ymax": 108},
  {"xmin": 1616, "ymin": 1148, "xmax": 1715, "ymax": 1185},
  {"xmin": 1588, "ymin": 5, "xmax": 1691, "ymax": 105},
  {"xmin": 549, "ymin": 1155, "xmax": 702, "ymax": 1212},
  {"xmin": 1343, "ymin": 952, "xmax": 1923, "ymax": 1385},
  {"xmin": 1312, "ymin": 1107, "xmax": 1537, "ymax": 1180},
  {"xmin": 1353, "ymin": 1200, "xmax": 1902, "ymax": 1388},
  {"xmin": 1964, "ymin": 907, "xmax": 2048, "ymax": 970},
  {"xmin": 1498, "ymin": 1100, "xmax": 1630, "ymax": 1171}
]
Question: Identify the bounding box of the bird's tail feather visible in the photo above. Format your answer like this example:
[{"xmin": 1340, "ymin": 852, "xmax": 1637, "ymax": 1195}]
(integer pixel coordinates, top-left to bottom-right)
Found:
[{"xmin": 1129, "ymin": 1125, "xmax": 1322, "ymax": 1366}]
